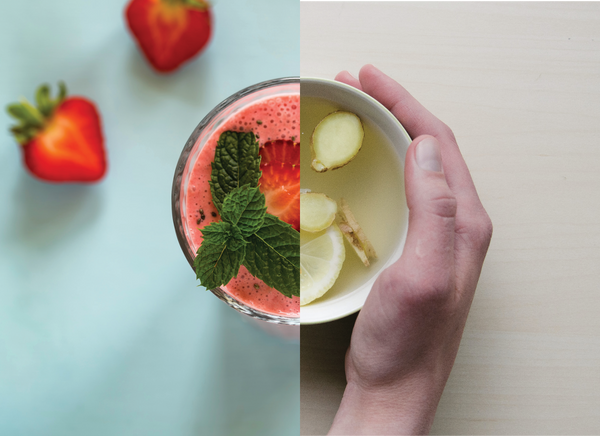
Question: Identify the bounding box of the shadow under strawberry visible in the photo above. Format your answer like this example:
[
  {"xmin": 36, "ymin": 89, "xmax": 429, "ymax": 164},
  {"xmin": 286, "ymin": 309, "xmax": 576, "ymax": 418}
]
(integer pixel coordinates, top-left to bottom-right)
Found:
[
  {"xmin": 124, "ymin": 42, "xmax": 214, "ymax": 108},
  {"xmin": 8, "ymin": 173, "xmax": 104, "ymax": 249}
]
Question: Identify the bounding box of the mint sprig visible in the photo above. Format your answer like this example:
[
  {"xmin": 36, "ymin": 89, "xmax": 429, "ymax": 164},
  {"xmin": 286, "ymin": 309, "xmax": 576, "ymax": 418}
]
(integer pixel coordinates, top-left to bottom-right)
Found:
[
  {"xmin": 195, "ymin": 130, "xmax": 300, "ymax": 298},
  {"xmin": 209, "ymin": 131, "xmax": 261, "ymax": 213},
  {"xmin": 195, "ymin": 185, "xmax": 300, "ymax": 297}
]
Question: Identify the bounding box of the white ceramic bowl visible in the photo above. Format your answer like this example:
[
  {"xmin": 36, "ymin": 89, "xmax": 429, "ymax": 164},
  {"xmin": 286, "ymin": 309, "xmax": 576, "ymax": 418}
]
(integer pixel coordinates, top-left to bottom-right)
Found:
[{"xmin": 300, "ymin": 77, "xmax": 411, "ymax": 324}]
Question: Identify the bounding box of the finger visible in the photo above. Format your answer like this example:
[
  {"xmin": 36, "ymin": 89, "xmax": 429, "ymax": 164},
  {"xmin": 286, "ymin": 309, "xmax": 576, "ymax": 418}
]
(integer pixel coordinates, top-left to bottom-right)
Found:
[
  {"xmin": 358, "ymin": 65, "xmax": 485, "ymax": 215},
  {"xmin": 395, "ymin": 135, "xmax": 457, "ymax": 300},
  {"xmin": 358, "ymin": 65, "xmax": 448, "ymax": 141},
  {"xmin": 334, "ymin": 71, "xmax": 363, "ymax": 91}
]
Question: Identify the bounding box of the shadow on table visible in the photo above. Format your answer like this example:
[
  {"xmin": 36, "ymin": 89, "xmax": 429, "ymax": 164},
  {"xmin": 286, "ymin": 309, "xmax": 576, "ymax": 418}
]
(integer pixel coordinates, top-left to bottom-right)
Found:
[
  {"xmin": 124, "ymin": 43, "xmax": 214, "ymax": 110},
  {"xmin": 300, "ymin": 313, "xmax": 358, "ymax": 436},
  {"xmin": 8, "ymin": 172, "xmax": 103, "ymax": 248},
  {"xmin": 36, "ymin": 283, "xmax": 300, "ymax": 436},
  {"xmin": 192, "ymin": 303, "xmax": 300, "ymax": 436}
]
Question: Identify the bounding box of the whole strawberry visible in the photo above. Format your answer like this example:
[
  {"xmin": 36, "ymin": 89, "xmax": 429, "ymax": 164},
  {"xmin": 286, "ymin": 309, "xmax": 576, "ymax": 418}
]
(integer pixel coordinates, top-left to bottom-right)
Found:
[
  {"xmin": 7, "ymin": 83, "xmax": 107, "ymax": 183},
  {"xmin": 126, "ymin": 0, "xmax": 212, "ymax": 73}
]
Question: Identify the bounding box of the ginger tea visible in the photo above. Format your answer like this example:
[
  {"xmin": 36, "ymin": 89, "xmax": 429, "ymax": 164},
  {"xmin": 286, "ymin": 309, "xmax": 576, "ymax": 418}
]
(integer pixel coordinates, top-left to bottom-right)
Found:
[{"xmin": 300, "ymin": 95, "xmax": 407, "ymax": 306}]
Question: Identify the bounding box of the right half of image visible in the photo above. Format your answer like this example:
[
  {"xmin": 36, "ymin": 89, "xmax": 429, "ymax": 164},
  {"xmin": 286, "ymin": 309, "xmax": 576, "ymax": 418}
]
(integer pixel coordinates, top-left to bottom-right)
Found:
[{"xmin": 300, "ymin": 1, "xmax": 600, "ymax": 435}]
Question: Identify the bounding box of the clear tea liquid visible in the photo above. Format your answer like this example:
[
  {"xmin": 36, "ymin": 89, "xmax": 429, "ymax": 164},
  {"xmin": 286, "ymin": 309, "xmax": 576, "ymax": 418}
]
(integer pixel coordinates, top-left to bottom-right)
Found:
[{"xmin": 300, "ymin": 96, "xmax": 407, "ymax": 303}]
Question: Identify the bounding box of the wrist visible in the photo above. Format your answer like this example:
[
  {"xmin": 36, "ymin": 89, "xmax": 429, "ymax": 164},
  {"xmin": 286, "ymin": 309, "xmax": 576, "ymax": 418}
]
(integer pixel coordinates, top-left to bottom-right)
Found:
[{"xmin": 329, "ymin": 375, "xmax": 443, "ymax": 435}]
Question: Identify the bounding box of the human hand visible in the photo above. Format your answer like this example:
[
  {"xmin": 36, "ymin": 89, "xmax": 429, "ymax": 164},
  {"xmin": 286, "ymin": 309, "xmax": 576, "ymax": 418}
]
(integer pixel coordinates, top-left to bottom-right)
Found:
[{"xmin": 328, "ymin": 65, "xmax": 493, "ymax": 435}]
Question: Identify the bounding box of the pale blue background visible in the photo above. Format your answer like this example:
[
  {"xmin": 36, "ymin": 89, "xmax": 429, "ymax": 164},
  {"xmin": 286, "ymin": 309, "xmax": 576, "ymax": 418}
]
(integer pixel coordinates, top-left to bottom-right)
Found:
[{"xmin": 0, "ymin": 1, "xmax": 300, "ymax": 435}]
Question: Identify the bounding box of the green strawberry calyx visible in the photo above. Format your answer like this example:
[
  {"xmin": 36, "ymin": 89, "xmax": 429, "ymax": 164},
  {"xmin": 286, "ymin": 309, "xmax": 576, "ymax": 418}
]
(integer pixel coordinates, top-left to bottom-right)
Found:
[
  {"xmin": 6, "ymin": 82, "xmax": 68, "ymax": 145},
  {"xmin": 162, "ymin": 0, "xmax": 211, "ymax": 11}
]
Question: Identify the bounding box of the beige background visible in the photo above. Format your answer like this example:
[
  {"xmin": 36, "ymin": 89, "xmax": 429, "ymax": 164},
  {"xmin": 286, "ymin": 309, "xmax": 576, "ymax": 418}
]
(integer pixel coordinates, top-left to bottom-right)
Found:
[{"xmin": 300, "ymin": 2, "xmax": 600, "ymax": 435}]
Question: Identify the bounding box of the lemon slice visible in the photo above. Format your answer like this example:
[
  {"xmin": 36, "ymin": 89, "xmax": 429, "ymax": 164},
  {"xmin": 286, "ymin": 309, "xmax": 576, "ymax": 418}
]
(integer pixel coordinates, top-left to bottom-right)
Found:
[
  {"xmin": 300, "ymin": 224, "xmax": 346, "ymax": 306},
  {"xmin": 300, "ymin": 192, "xmax": 338, "ymax": 232}
]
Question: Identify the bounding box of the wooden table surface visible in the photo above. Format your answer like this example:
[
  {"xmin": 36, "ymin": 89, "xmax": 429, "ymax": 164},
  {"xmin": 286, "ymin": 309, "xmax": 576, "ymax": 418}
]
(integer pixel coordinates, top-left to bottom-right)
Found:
[{"xmin": 300, "ymin": 2, "xmax": 600, "ymax": 434}]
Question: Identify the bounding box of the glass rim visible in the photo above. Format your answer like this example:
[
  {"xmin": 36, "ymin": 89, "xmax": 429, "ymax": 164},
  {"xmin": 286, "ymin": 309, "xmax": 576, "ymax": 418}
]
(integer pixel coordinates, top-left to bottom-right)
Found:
[{"xmin": 171, "ymin": 77, "xmax": 300, "ymax": 325}]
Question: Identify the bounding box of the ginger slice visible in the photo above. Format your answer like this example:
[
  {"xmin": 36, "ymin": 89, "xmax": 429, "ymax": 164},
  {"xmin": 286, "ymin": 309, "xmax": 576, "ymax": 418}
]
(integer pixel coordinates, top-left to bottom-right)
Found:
[
  {"xmin": 310, "ymin": 111, "xmax": 364, "ymax": 172},
  {"xmin": 339, "ymin": 198, "xmax": 378, "ymax": 260},
  {"xmin": 338, "ymin": 220, "xmax": 370, "ymax": 267}
]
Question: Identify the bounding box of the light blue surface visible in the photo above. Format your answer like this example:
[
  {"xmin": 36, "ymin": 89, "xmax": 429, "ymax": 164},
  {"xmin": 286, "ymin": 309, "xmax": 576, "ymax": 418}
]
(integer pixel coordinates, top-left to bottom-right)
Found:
[{"xmin": 0, "ymin": 1, "xmax": 300, "ymax": 435}]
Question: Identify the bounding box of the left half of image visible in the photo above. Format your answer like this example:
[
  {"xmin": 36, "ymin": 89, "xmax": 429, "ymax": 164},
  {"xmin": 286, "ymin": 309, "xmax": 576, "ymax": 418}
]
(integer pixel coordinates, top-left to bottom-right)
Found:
[{"xmin": 0, "ymin": 0, "xmax": 300, "ymax": 435}]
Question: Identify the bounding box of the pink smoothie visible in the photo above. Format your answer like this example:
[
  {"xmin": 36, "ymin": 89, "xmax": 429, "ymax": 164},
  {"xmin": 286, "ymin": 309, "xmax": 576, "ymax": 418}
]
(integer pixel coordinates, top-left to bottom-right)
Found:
[{"xmin": 184, "ymin": 94, "xmax": 300, "ymax": 317}]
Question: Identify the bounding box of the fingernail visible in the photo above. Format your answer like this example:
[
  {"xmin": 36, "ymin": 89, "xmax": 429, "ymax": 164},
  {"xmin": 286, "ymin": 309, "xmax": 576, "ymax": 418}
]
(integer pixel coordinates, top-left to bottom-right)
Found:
[{"xmin": 416, "ymin": 136, "xmax": 443, "ymax": 172}]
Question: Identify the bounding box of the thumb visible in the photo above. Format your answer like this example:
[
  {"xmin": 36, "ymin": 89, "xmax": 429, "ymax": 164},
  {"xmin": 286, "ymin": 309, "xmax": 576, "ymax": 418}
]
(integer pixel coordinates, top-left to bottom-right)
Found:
[{"xmin": 399, "ymin": 135, "xmax": 457, "ymax": 290}]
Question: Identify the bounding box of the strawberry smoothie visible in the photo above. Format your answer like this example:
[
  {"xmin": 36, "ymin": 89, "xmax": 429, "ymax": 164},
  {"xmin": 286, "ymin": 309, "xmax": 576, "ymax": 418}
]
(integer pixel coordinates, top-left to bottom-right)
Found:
[{"xmin": 184, "ymin": 94, "xmax": 300, "ymax": 318}]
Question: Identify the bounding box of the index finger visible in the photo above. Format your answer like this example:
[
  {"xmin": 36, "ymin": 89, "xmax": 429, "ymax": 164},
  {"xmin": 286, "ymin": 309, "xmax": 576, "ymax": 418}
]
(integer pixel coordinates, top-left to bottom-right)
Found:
[{"xmin": 354, "ymin": 65, "xmax": 484, "ymax": 211}]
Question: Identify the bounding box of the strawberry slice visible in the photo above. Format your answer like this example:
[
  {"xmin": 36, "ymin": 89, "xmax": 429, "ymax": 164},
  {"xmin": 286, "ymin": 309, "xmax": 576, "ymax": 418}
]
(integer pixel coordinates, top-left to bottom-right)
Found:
[
  {"xmin": 126, "ymin": 0, "xmax": 212, "ymax": 73},
  {"xmin": 7, "ymin": 83, "xmax": 107, "ymax": 183},
  {"xmin": 259, "ymin": 140, "xmax": 300, "ymax": 231},
  {"xmin": 259, "ymin": 139, "xmax": 300, "ymax": 166}
]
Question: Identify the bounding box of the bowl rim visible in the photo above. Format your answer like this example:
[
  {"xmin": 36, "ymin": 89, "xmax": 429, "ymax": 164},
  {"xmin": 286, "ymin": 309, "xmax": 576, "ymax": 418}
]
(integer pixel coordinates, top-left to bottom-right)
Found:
[
  {"xmin": 301, "ymin": 76, "xmax": 413, "ymax": 144},
  {"xmin": 299, "ymin": 76, "xmax": 411, "ymax": 325}
]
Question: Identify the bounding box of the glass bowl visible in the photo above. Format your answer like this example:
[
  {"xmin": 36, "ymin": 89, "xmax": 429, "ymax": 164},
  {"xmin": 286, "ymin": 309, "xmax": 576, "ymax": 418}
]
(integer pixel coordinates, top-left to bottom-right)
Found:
[{"xmin": 172, "ymin": 77, "xmax": 300, "ymax": 325}]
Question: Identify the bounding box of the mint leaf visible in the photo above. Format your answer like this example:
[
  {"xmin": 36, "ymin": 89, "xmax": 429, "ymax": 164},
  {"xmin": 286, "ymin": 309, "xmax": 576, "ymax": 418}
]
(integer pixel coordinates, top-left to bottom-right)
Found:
[
  {"xmin": 209, "ymin": 131, "xmax": 261, "ymax": 213},
  {"xmin": 194, "ymin": 240, "xmax": 245, "ymax": 290},
  {"xmin": 201, "ymin": 221, "xmax": 247, "ymax": 252},
  {"xmin": 194, "ymin": 221, "xmax": 246, "ymax": 290},
  {"xmin": 243, "ymin": 214, "xmax": 300, "ymax": 298},
  {"xmin": 221, "ymin": 185, "xmax": 267, "ymax": 237},
  {"xmin": 200, "ymin": 220, "xmax": 229, "ymax": 243}
]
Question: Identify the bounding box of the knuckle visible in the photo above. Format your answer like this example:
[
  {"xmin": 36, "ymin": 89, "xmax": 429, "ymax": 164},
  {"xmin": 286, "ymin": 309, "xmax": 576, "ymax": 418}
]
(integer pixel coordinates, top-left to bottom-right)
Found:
[
  {"xmin": 439, "ymin": 122, "xmax": 457, "ymax": 143},
  {"xmin": 480, "ymin": 212, "xmax": 494, "ymax": 242},
  {"xmin": 427, "ymin": 192, "xmax": 458, "ymax": 219},
  {"xmin": 461, "ymin": 209, "xmax": 493, "ymax": 252},
  {"xmin": 474, "ymin": 211, "xmax": 493, "ymax": 247}
]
